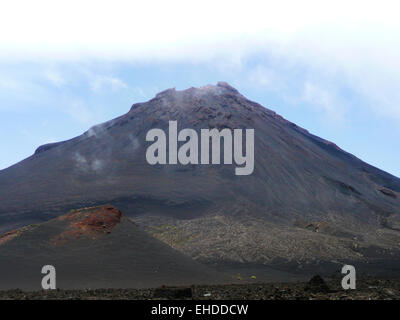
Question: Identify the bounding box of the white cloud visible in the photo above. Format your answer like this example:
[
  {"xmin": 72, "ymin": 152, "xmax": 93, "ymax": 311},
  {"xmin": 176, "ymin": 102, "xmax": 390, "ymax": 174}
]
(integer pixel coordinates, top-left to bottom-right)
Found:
[
  {"xmin": 247, "ymin": 65, "xmax": 288, "ymax": 93},
  {"xmin": 0, "ymin": 74, "xmax": 57, "ymax": 111},
  {"xmin": 73, "ymin": 152, "xmax": 105, "ymax": 173},
  {"xmin": 0, "ymin": 0, "xmax": 399, "ymax": 122},
  {"xmin": 91, "ymin": 158, "xmax": 105, "ymax": 172},
  {"xmin": 301, "ymin": 82, "xmax": 345, "ymax": 123},
  {"xmin": 90, "ymin": 75, "xmax": 128, "ymax": 93},
  {"xmin": 0, "ymin": 0, "xmax": 398, "ymax": 61},
  {"xmin": 44, "ymin": 70, "xmax": 65, "ymax": 87}
]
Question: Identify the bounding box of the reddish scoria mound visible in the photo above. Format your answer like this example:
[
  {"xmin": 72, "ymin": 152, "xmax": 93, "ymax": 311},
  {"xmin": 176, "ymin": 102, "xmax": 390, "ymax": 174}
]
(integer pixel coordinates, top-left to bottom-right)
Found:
[
  {"xmin": 51, "ymin": 205, "xmax": 122, "ymax": 245},
  {"xmin": 0, "ymin": 225, "xmax": 36, "ymax": 246},
  {"xmin": 0, "ymin": 229, "xmax": 22, "ymax": 246}
]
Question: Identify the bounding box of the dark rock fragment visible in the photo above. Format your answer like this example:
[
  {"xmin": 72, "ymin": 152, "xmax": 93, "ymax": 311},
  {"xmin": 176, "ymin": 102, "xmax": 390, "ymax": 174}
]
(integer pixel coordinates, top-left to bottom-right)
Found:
[{"xmin": 304, "ymin": 275, "xmax": 330, "ymax": 293}]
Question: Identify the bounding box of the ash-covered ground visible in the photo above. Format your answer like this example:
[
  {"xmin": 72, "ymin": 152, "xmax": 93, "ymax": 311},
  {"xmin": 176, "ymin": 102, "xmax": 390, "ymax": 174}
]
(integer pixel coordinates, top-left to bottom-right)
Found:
[{"xmin": 1, "ymin": 277, "xmax": 399, "ymax": 300}]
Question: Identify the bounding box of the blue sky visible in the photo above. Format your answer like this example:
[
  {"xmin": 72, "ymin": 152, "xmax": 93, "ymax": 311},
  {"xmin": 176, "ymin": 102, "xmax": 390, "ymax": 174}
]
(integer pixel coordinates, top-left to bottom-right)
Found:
[{"xmin": 0, "ymin": 0, "xmax": 399, "ymax": 177}]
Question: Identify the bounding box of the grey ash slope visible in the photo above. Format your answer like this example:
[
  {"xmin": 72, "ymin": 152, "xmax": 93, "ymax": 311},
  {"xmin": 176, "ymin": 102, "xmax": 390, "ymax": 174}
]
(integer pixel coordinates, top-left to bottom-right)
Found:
[
  {"xmin": 0, "ymin": 82, "xmax": 399, "ymax": 275},
  {"xmin": 0, "ymin": 206, "xmax": 230, "ymax": 290}
]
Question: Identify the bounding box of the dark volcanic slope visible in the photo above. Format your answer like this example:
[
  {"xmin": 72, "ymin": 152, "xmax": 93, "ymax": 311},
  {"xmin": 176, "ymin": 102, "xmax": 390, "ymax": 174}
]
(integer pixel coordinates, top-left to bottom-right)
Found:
[
  {"xmin": 0, "ymin": 82, "xmax": 399, "ymax": 274},
  {"xmin": 0, "ymin": 205, "xmax": 230, "ymax": 290}
]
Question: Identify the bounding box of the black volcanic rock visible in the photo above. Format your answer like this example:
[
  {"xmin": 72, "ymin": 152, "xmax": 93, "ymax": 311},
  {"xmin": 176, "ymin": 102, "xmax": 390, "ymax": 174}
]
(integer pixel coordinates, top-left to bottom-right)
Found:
[
  {"xmin": 0, "ymin": 205, "xmax": 230, "ymax": 290},
  {"xmin": 304, "ymin": 275, "xmax": 330, "ymax": 293},
  {"xmin": 0, "ymin": 82, "xmax": 399, "ymax": 276}
]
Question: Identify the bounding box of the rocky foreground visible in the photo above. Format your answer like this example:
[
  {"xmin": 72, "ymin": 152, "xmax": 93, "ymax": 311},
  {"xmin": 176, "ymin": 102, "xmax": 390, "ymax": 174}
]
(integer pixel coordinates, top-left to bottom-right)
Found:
[{"xmin": 0, "ymin": 277, "xmax": 399, "ymax": 300}]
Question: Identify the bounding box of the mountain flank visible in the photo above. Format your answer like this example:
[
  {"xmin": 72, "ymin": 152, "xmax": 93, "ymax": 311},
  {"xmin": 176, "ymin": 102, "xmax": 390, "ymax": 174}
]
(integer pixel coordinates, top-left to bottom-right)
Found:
[{"xmin": 0, "ymin": 82, "xmax": 399, "ymax": 276}]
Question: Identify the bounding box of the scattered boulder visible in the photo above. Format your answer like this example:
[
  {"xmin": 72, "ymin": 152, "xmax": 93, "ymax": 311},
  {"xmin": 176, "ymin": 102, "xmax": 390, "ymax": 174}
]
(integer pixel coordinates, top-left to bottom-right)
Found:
[{"xmin": 304, "ymin": 275, "xmax": 330, "ymax": 293}]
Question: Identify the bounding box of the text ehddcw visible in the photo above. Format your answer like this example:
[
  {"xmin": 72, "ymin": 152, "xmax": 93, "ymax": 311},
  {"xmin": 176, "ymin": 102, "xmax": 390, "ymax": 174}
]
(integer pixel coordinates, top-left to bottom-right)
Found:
[{"xmin": 145, "ymin": 121, "xmax": 254, "ymax": 175}]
